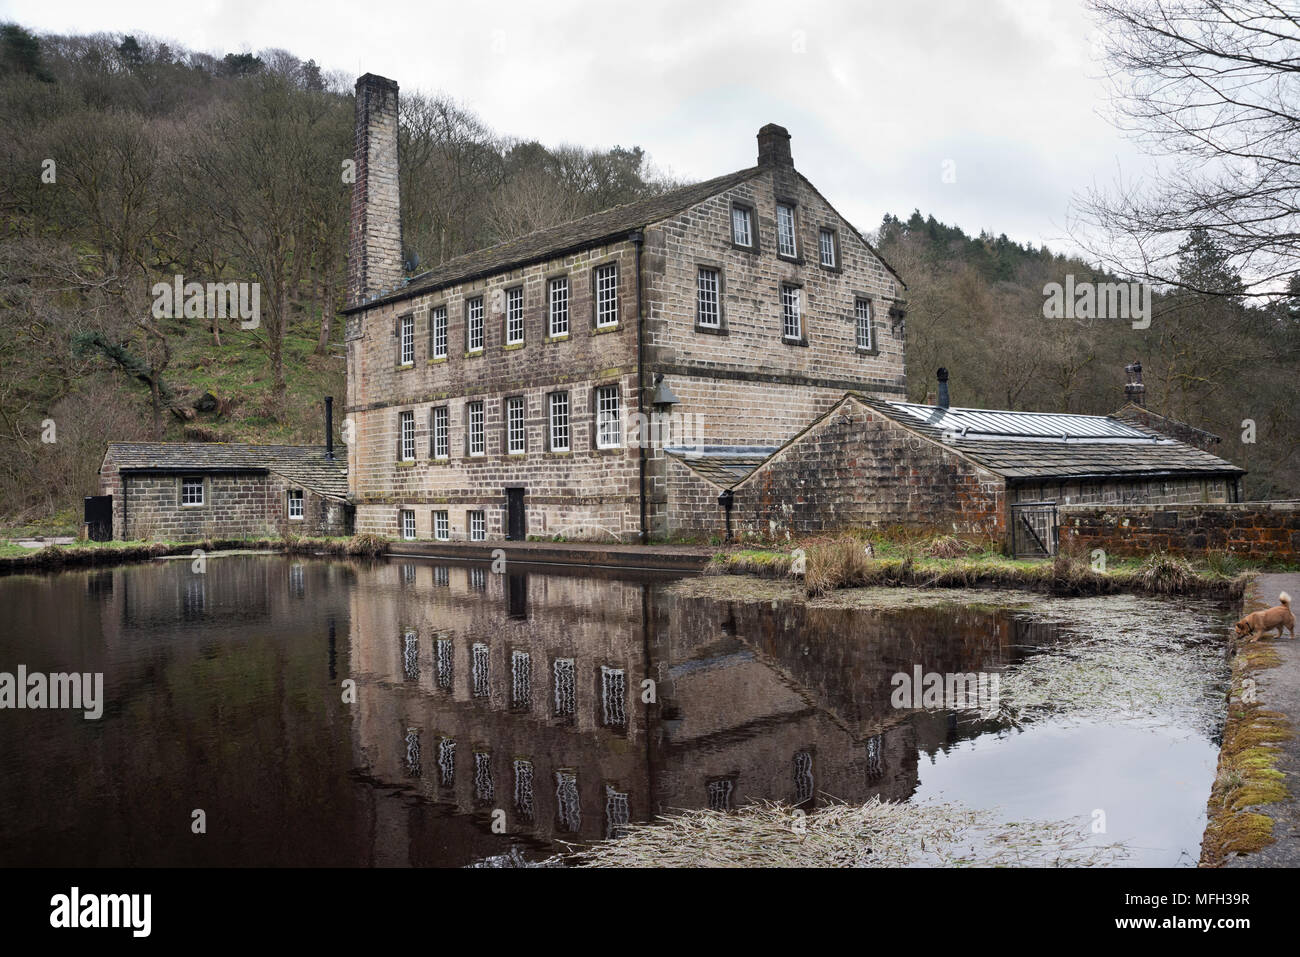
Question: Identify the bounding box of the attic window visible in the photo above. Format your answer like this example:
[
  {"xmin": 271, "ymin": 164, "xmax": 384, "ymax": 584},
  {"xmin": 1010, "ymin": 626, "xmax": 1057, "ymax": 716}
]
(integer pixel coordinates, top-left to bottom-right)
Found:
[
  {"xmin": 776, "ymin": 203, "xmax": 798, "ymax": 258},
  {"xmin": 819, "ymin": 228, "xmax": 837, "ymax": 268},
  {"xmin": 731, "ymin": 205, "xmax": 753, "ymax": 248}
]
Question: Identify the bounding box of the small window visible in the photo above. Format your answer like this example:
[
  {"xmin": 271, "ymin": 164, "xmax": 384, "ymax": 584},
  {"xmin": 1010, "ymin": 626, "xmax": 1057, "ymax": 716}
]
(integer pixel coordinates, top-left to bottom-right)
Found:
[
  {"xmin": 819, "ymin": 228, "xmax": 837, "ymax": 268},
  {"xmin": 505, "ymin": 286, "xmax": 524, "ymax": 345},
  {"xmin": 553, "ymin": 658, "xmax": 576, "ymax": 716},
  {"xmin": 855, "ymin": 298, "xmax": 874, "ymax": 352},
  {"xmin": 548, "ymin": 277, "xmax": 569, "ymax": 337},
  {"xmin": 400, "ymin": 509, "xmax": 416, "ymax": 541},
  {"xmin": 181, "ymin": 477, "xmax": 204, "ymax": 506},
  {"xmin": 466, "ymin": 296, "xmax": 484, "ymax": 352},
  {"xmin": 506, "ymin": 396, "xmax": 525, "ymax": 454},
  {"xmin": 511, "ymin": 650, "xmax": 531, "ymax": 710},
  {"xmin": 697, "ymin": 267, "xmax": 721, "ymax": 329},
  {"xmin": 731, "ymin": 205, "xmax": 753, "ymax": 248},
  {"xmin": 776, "ymin": 203, "xmax": 798, "ymax": 258},
  {"xmin": 399, "ymin": 314, "xmax": 415, "ymax": 365},
  {"xmin": 595, "ymin": 385, "xmax": 621, "ymax": 449},
  {"xmin": 287, "ymin": 489, "xmax": 304, "ymax": 520},
  {"xmin": 433, "ymin": 510, "xmax": 449, "ymax": 541},
  {"xmin": 781, "ymin": 284, "xmax": 803, "ymax": 341},
  {"xmin": 432, "ymin": 406, "xmax": 449, "ymax": 459},
  {"xmin": 430, "ymin": 305, "xmax": 448, "ymax": 359},
  {"xmin": 594, "ymin": 264, "xmax": 618, "ymax": 328},
  {"xmin": 472, "ymin": 643, "xmax": 489, "ymax": 698},
  {"xmin": 601, "ymin": 665, "xmax": 627, "ymax": 727},
  {"xmin": 469, "ymin": 510, "xmax": 486, "ymax": 542},
  {"xmin": 548, "ymin": 392, "xmax": 570, "ymax": 452},
  {"xmin": 467, "ymin": 401, "xmax": 485, "ymax": 457},
  {"xmin": 399, "ymin": 410, "xmax": 415, "ymax": 462}
]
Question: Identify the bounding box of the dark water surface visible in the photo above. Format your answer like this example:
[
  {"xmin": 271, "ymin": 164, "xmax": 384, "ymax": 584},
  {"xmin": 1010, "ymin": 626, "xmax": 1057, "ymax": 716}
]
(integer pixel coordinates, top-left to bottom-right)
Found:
[{"xmin": 0, "ymin": 555, "xmax": 1231, "ymax": 867}]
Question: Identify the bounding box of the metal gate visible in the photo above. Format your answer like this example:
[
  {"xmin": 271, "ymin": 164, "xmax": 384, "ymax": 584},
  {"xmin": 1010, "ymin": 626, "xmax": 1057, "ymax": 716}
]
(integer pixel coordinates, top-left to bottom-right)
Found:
[
  {"xmin": 84, "ymin": 495, "xmax": 112, "ymax": 541},
  {"xmin": 1010, "ymin": 501, "xmax": 1058, "ymax": 559}
]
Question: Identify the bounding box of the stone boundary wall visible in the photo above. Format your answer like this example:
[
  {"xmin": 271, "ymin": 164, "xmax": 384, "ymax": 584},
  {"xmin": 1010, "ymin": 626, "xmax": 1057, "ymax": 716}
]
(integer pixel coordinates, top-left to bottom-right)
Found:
[{"xmin": 1060, "ymin": 501, "xmax": 1300, "ymax": 561}]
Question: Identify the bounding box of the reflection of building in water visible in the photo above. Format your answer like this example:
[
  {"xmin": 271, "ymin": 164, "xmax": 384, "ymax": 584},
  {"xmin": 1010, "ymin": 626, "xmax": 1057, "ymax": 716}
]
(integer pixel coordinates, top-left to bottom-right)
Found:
[{"xmin": 348, "ymin": 561, "xmax": 1037, "ymax": 852}]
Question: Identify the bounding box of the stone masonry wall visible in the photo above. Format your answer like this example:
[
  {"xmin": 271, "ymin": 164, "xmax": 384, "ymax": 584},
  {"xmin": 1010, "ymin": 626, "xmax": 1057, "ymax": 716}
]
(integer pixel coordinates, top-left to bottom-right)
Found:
[
  {"xmin": 108, "ymin": 471, "xmax": 349, "ymax": 540},
  {"xmin": 348, "ymin": 241, "xmax": 642, "ymax": 542},
  {"xmin": 1060, "ymin": 502, "xmax": 1300, "ymax": 561},
  {"xmin": 666, "ymin": 396, "xmax": 1007, "ymax": 541}
]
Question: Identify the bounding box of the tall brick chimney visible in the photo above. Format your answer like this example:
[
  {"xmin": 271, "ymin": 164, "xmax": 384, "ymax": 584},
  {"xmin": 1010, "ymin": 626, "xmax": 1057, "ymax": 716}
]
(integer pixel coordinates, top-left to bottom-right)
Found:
[
  {"xmin": 757, "ymin": 123, "xmax": 792, "ymax": 167},
  {"xmin": 347, "ymin": 73, "xmax": 403, "ymax": 308}
]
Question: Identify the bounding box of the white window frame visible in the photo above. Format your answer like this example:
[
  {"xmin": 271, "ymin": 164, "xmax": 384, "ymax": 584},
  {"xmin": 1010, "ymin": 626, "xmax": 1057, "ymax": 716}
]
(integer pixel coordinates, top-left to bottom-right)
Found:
[
  {"xmin": 399, "ymin": 410, "xmax": 415, "ymax": 462},
  {"xmin": 466, "ymin": 296, "xmax": 484, "ymax": 352},
  {"xmin": 432, "ymin": 406, "xmax": 449, "ymax": 459},
  {"xmin": 431, "ymin": 305, "xmax": 448, "ymax": 359},
  {"xmin": 697, "ymin": 267, "xmax": 720, "ymax": 329},
  {"xmin": 731, "ymin": 205, "xmax": 752, "ymax": 248},
  {"xmin": 548, "ymin": 276, "xmax": 569, "ymax": 337},
  {"xmin": 433, "ymin": 510, "xmax": 449, "ymax": 541},
  {"xmin": 548, "ymin": 392, "xmax": 570, "ymax": 452},
  {"xmin": 777, "ymin": 203, "xmax": 798, "ymax": 258},
  {"xmin": 399, "ymin": 313, "xmax": 415, "ymax": 365},
  {"xmin": 469, "ymin": 510, "xmax": 486, "ymax": 542},
  {"xmin": 855, "ymin": 297, "xmax": 874, "ymax": 352},
  {"xmin": 819, "ymin": 228, "xmax": 837, "ymax": 268},
  {"xmin": 180, "ymin": 476, "xmax": 204, "ymax": 507},
  {"xmin": 594, "ymin": 263, "xmax": 618, "ymax": 328},
  {"xmin": 400, "ymin": 509, "xmax": 416, "ymax": 541},
  {"xmin": 781, "ymin": 284, "xmax": 803, "ymax": 341},
  {"xmin": 467, "ymin": 401, "xmax": 485, "ymax": 457},
  {"xmin": 505, "ymin": 286, "xmax": 524, "ymax": 345},
  {"xmin": 506, "ymin": 396, "xmax": 526, "ymax": 454},
  {"xmin": 287, "ymin": 489, "xmax": 304, "ymax": 520},
  {"xmin": 595, "ymin": 385, "xmax": 621, "ymax": 450}
]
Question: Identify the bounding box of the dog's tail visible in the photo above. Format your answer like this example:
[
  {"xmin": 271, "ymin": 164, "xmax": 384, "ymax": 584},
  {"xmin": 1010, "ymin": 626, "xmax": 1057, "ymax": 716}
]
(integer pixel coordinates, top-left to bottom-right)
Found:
[{"xmin": 1281, "ymin": 591, "xmax": 1292, "ymax": 607}]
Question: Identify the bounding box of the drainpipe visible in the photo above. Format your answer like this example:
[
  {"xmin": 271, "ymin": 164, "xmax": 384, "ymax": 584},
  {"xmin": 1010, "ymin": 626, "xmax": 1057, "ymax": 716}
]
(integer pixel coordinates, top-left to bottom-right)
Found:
[{"xmin": 631, "ymin": 229, "xmax": 647, "ymax": 544}]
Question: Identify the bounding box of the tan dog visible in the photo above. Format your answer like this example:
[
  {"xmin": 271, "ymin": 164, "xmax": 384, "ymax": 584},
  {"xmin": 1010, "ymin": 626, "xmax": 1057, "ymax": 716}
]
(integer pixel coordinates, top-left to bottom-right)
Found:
[{"xmin": 1235, "ymin": 591, "xmax": 1294, "ymax": 640}]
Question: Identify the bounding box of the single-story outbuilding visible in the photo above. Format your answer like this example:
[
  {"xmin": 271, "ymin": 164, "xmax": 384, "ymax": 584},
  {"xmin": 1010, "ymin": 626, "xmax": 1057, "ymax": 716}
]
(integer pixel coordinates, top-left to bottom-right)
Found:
[
  {"xmin": 97, "ymin": 442, "xmax": 352, "ymax": 541},
  {"xmin": 663, "ymin": 390, "xmax": 1245, "ymax": 553}
]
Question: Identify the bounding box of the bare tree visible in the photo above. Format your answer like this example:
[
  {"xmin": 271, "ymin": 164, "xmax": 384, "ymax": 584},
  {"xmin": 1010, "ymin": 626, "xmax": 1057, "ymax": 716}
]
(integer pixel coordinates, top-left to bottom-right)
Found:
[{"xmin": 1074, "ymin": 0, "xmax": 1300, "ymax": 297}]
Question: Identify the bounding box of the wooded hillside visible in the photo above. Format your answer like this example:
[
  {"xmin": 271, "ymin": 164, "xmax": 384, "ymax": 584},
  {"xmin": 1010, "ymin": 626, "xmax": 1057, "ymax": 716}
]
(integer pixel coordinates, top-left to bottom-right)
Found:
[{"xmin": 1, "ymin": 23, "xmax": 1295, "ymax": 531}]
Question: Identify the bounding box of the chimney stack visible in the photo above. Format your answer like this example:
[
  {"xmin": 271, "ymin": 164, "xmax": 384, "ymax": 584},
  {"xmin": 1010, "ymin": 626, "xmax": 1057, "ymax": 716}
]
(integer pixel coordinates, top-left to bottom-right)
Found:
[
  {"xmin": 347, "ymin": 73, "xmax": 403, "ymax": 308},
  {"xmin": 757, "ymin": 123, "xmax": 792, "ymax": 167},
  {"xmin": 324, "ymin": 396, "xmax": 334, "ymax": 459},
  {"xmin": 1124, "ymin": 360, "xmax": 1146, "ymax": 407},
  {"xmin": 936, "ymin": 368, "xmax": 950, "ymax": 409}
]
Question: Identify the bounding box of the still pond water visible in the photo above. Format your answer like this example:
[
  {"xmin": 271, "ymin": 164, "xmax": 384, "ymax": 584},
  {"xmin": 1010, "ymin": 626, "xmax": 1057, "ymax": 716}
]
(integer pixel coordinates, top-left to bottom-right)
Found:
[{"xmin": 0, "ymin": 554, "xmax": 1233, "ymax": 867}]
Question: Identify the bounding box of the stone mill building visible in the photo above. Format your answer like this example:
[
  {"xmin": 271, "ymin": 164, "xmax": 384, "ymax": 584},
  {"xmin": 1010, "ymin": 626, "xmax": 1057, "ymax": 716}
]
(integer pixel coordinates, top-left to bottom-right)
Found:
[{"xmin": 343, "ymin": 73, "xmax": 1245, "ymax": 548}]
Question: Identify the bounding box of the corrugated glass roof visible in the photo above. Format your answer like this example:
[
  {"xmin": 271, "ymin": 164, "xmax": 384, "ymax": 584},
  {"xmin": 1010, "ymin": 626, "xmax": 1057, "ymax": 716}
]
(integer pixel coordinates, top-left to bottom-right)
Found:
[{"xmin": 886, "ymin": 402, "xmax": 1153, "ymax": 441}]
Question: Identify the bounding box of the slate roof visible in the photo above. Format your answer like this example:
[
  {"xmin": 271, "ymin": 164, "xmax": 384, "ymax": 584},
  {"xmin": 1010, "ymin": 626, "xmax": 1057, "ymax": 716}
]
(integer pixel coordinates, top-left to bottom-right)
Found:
[
  {"xmin": 102, "ymin": 443, "xmax": 349, "ymax": 499},
  {"xmin": 344, "ymin": 167, "xmax": 766, "ymax": 314},
  {"xmin": 665, "ymin": 446, "xmax": 780, "ymax": 488},
  {"xmin": 858, "ymin": 396, "xmax": 1244, "ymax": 481}
]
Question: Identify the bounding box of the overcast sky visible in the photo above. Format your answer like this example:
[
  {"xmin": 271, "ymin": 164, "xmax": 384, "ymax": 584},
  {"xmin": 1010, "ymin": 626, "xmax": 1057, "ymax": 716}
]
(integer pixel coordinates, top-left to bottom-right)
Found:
[{"xmin": 3, "ymin": 0, "xmax": 1151, "ymax": 252}]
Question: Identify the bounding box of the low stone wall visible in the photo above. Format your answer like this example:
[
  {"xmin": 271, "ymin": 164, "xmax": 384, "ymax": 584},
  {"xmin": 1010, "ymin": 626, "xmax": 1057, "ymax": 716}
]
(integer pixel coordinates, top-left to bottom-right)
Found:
[{"xmin": 1060, "ymin": 502, "xmax": 1300, "ymax": 561}]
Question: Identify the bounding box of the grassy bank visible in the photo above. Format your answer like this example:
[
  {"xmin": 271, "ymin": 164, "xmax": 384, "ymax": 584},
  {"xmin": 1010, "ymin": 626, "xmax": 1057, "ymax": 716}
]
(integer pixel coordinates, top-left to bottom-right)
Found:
[
  {"xmin": 1200, "ymin": 635, "xmax": 1293, "ymax": 865},
  {"xmin": 0, "ymin": 533, "xmax": 388, "ymax": 572},
  {"xmin": 708, "ymin": 534, "xmax": 1254, "ymax": 599}
]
